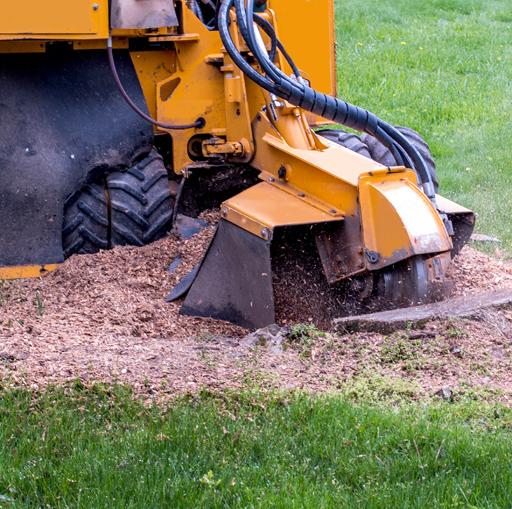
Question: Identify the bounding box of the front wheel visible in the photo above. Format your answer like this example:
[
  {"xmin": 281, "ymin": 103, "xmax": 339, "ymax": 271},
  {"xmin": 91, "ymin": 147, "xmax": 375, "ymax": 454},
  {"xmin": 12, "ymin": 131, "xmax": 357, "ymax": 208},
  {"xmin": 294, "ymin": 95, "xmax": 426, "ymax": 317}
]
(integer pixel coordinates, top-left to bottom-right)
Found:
[
  {"xmin": 108, "ymin": 150, "xmax": 175, "ymax": 247},
  {"xmin": 317, "ymin": 129, "xmax": 372, "ymax": 159},
  {"xmin": 62, "ymin": 149, "xmax": 175, "ymax": 258}
]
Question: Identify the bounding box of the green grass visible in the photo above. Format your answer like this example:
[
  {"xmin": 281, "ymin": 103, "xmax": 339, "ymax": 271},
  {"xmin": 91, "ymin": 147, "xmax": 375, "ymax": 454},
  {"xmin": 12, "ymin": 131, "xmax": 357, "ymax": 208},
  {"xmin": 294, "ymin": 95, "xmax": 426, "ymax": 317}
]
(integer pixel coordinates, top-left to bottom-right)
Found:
[
  {"xmin": 334, "ymin": 0, "xmax": 512, "ymax": 251},
  {"xmin": 1, "ymin": 384, "xmax": 512, "ymax": 508}
]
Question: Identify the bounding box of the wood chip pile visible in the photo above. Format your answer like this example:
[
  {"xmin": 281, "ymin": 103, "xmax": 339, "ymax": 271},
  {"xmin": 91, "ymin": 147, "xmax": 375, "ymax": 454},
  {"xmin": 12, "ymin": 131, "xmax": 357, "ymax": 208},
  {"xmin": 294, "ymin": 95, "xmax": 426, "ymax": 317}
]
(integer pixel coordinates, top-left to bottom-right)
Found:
[{"xmin": 1, "ymin": 214, "xmax": 512, "ymax": 399}]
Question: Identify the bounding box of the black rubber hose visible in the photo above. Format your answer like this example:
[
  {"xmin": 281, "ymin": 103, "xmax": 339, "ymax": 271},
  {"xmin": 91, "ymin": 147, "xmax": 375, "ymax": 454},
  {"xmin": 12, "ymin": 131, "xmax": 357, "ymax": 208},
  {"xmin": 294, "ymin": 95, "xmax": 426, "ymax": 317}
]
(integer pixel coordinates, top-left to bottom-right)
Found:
[
  {"xmin": 218, "ymin": 0, "xmax": 277, "ymax": 91},
  {"xmin": 236, "ymin": 0, "xmax": 303, "ymax": 97},
  {"xmin": 254, "ymin": 15, "xmax": 302, "ymax": 79},
  {"xmin": 237, "ymin": 0, "xmax": 301, "ymax": 80},
  {"xmin": 218, "ymin": 1, "xmax": 436, "ymax": 197},
  {"xmin": 246, "ymin": 1, "xmax": 302, "ymax": 80},
  {"xmin": 219, "ymin": 0, "xmax": 300, "ymax": 99},
  {"xmin": 374, "ymin": 126, "xmax": 410, "ymax": 168},
  {"xmin": 107, "ymin": 38, "xmax": 205, "ymax": 131},
  {"xmin": 253, "ymin": 15, "xmax": 278, "ymax": 63}
]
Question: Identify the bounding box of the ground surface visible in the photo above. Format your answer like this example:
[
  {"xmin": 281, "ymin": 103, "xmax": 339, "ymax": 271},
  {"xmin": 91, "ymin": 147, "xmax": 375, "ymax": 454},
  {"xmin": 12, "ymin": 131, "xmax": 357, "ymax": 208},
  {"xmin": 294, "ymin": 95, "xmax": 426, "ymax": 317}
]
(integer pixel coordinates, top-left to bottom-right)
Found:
[
  {"xmin": 1, "ymin": 0, "xmax": 510, "ymax": 402},
  {"xmin": 2, "ymin": 222, "xmax": 512, "ymax": 403}
]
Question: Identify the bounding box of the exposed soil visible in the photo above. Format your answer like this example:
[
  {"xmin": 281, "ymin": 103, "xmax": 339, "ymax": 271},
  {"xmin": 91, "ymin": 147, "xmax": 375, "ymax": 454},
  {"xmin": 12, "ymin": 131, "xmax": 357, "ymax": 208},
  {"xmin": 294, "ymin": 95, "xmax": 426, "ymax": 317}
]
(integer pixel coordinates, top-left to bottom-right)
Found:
[{"xmin": 1, "ymin": 215, "xmax": 512, "ymax": 402}]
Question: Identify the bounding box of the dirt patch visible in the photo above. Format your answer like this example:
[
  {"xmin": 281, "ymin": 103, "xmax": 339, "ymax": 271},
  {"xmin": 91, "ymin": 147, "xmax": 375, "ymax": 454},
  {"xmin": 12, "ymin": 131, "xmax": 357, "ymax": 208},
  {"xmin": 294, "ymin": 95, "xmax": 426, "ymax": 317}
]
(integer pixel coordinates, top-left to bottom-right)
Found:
[
  {"xmin": 1, "ymin": 214, "xmax": 237, "ymax": 341},
  {"xmin": 1, "ymin": 215, "xmax": 512, "ymax": 401},
  {"xmin": 320, "ymin": 310, "xmax": 512, "ymax": 405}
]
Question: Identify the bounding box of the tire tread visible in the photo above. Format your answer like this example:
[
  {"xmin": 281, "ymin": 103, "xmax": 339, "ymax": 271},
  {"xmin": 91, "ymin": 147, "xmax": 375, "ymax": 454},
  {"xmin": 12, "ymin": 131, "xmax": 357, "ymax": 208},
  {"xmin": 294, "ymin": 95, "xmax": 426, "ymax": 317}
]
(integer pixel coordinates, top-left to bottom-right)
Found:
[{"xmin": 108, "ymin": 149, "xmax": 174, "ymax": 247}]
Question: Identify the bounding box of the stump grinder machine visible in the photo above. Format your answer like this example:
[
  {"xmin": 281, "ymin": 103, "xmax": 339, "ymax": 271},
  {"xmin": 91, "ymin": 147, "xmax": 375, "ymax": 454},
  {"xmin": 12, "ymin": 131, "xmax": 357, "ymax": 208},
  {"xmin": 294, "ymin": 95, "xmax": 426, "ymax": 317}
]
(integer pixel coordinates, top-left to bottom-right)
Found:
[{"xmin": 0, "ymin": 0, "xmax": 475, "ymax": 328}]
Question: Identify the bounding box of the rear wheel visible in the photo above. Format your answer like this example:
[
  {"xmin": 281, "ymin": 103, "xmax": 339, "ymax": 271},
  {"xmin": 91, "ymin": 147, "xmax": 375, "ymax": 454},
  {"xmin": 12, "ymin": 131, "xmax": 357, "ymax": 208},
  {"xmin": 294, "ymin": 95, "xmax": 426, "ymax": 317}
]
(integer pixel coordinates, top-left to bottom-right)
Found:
[
  {"xmin": 318, "ymin": 129, "xmax": 371, "ymax": 159},
  {"xmin": 62, "ymin": 149, "xmax": 175, "ymax": 257},
  {"xmin": 361, "ymin": 126, "xmax": 439, "ymax": 192}
]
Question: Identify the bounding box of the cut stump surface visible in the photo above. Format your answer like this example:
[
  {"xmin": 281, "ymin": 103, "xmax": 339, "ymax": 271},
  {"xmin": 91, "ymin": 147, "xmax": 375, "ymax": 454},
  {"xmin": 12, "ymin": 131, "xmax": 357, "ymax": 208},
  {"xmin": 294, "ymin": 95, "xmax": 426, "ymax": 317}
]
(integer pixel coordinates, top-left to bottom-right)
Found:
[{"xmin": 333, "ymin": 288, "xmax": 512, "ymax": 334}]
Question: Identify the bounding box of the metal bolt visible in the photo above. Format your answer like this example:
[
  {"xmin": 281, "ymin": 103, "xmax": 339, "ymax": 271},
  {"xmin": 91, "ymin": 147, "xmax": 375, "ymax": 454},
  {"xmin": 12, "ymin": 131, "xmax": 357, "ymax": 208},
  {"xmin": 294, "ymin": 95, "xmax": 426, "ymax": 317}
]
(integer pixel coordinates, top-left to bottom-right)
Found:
[
  {"xmin": 92, "ymin": 3, "xmax": 99, "ymax": 10},
  {"xmin": 365, "ymin": 250, "xmax": 380, "ymax": 265},
  {"xmin": 329, "ymin": 209, "xmax": 337, "ymax": 214},
  {"xmin": 221, "ymin": 207, "xmax": 228, "ymax": 218},
  {"xmin": 298, "ymin": 192, "xmax": 306, "ymax": 198},
  {"xmin": 268, "ymin": 176, "xmax": 275, "ymax": 183},
  {"xmin": 260, "ymin": 228, "xmax": 271, "ymax": 240}
]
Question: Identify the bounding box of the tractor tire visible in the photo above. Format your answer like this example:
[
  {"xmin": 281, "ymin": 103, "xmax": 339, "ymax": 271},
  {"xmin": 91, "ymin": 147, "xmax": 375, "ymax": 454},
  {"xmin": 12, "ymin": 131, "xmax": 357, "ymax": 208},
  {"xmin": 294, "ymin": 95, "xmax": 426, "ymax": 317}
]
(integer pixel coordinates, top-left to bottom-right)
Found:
[
  {"xmin": 108, "ymin": 150, "xmax": 174, "ymax": 247},
  {"xmin": 63, "ymin": 149, "xmax": 175, "ymax": 258},
  {"xmin": 361, "ymin": 126, "xmax": 439, "ymax": 192},
  {"xmin": 62, "ymin": 181, "xmax": 109, "ymax": 258},
  {"xmin": 318, "ymin": 129, "xmax": 371, "ymax": 159}
]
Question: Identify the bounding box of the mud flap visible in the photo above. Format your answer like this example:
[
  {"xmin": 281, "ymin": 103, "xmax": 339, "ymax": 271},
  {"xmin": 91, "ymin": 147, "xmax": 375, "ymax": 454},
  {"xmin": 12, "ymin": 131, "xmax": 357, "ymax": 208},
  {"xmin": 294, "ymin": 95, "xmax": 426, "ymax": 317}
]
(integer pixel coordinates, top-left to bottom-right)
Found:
[
  {"xmin": 180, "ymin": 220, "xmax": 275, "ymax": 329},
  {"xmin": 0, "ymin": 50, "xmax": 152, "ymax": 269}
]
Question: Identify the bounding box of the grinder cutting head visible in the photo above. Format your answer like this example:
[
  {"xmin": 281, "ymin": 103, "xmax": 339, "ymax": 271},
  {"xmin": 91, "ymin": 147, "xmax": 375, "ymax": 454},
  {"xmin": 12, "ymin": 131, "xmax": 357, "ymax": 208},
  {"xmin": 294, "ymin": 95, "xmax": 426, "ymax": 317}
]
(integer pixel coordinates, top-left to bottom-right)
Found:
[
  {"xmin": 170, "ymin": 128, "xmax": 474, "ymax": 329},
  {"xmin": 166, "ymin": 0, "xmax": 475, "ymax": 329}
]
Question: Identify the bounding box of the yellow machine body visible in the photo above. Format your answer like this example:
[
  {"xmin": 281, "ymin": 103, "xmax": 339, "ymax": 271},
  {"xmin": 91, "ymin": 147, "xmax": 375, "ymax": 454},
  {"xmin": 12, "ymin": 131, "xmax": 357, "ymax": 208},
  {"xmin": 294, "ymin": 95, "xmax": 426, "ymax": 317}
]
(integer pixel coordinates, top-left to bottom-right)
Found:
[
  {"xmin": 0, "ymin": 0, "xmax": 340, "ymax": 281},
  {"xmin": 0, "ymin": 0, "xmax": 474, "ymax": 330},
  {"xmin": 0, "ymin": 0, "xmax": 109, "ymax": 40}
]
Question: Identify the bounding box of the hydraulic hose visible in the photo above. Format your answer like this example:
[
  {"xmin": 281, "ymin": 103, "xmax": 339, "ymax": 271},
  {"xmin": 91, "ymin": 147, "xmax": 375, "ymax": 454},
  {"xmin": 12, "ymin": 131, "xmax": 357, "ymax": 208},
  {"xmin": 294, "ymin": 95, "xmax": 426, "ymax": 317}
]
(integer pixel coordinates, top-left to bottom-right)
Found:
[
  {"xmin": 236, "ymin": 0, "xmax": 301, "ymax": 82},
  {"xmin": 190, "ymin": 0, "xmax": 207, "ymax": 24},
  {"xmin": 217, "ymin": 0, "xmax": 437, "ymax": 200},
  {"xmin": 241, "ymin": 0, "xmax": 424, "ymax": 180},
  {"xmin": 107, "ymin": 38, "xmax": 205, "ymax": 131},
  {"xmin": 252, "ymin": 15, "xmax": 279, "ymax": 63},
  {"xmin": 254, "ymin": 16, "xmax": 302, "ymax": 79},
  {"xmin": 242, "ymin": 0, "xmax": 303, "ymax": 86}
]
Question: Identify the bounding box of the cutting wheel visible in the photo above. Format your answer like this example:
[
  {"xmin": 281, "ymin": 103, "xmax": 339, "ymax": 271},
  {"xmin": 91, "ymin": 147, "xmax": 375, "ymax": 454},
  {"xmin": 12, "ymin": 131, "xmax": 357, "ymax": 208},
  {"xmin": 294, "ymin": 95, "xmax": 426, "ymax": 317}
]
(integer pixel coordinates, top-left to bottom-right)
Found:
[{"xmin": 375, "ymin": 255, "xmax": 451, "ymax": 308}]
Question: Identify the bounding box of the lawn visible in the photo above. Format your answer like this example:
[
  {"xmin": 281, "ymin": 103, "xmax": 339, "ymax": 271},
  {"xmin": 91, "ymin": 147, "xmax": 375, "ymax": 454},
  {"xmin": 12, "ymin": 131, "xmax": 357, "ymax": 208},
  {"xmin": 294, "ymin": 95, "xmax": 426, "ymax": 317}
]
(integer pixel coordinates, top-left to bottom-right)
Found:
[
  {"xmin": 1, "ymin": 384, "xmax": 512, "ymax": 508},
  {"xmin": 335, "ymin": 0, "xmax": 512, "ymax": 251}
]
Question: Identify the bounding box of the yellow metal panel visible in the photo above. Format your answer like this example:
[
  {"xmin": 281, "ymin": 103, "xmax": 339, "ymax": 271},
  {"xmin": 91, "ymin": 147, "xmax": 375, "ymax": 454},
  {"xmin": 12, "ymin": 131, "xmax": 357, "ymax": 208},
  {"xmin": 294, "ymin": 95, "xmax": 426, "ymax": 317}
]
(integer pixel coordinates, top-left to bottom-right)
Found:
[
  {"xmin": 223, "ymin": 182, "xmax": 342, "ymax": 239},
  {"xmin": 435, "ymin": 194, "xmax": 473, "ymax": 215},
  {"xmin": 131, "ymin": 50, "xmax": 177, "ymax": 120},
  {"xmin": 0, "ymin": 41, "xmax": 46, "ymax": 53},
  {"xmin": 0, "ymin": 0, "xmax": 108, "ymax": 39},
  {"xmin": 156, "ymin": 8, "xmax": 238, "ymax": 171},
  {"xmin": 251, "ymin": 117, "xmax": 384, "ymax": 216},
  {"xmin": 0, "ymin": 264, "xmax": 58, "ymax": 280},
  {"xmin": 74, "ymin": 38, "xmax": 129, "ymax": 50},
  {"xmin": 359, "ymin": 172, "xmax": 452, "ymax": 268},
  {"xmin": 264, "ymin": 132, "xmax": 384, "ymax": 186},
  {"xmin": 269, "ymin": 0, "xmax": 336, "ymax": 95}
]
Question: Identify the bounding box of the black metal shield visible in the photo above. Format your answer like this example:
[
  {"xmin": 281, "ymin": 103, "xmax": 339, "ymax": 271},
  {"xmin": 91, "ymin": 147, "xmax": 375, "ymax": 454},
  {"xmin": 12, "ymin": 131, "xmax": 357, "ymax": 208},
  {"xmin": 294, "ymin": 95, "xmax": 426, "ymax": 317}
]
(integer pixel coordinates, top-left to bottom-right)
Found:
[{"xmin": 180, "ymin": 220, "xmax": 275, "ymax": 329}]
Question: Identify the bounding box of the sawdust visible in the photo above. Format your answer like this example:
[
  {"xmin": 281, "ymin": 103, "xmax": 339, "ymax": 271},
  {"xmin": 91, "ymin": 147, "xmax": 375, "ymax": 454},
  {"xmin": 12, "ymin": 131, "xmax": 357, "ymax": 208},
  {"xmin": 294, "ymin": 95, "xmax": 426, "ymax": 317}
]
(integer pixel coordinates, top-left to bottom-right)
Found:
[
  {"xmin": 1, "ymin": 213, "xmax": 512, "ymax": 402},
  {"xmin": 450, "ymin": 246, "xmax": 512, "ymax": 295},
  {"xmin": 272, "ymin": 227, "xmax": 365, "ymax": 328}
]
